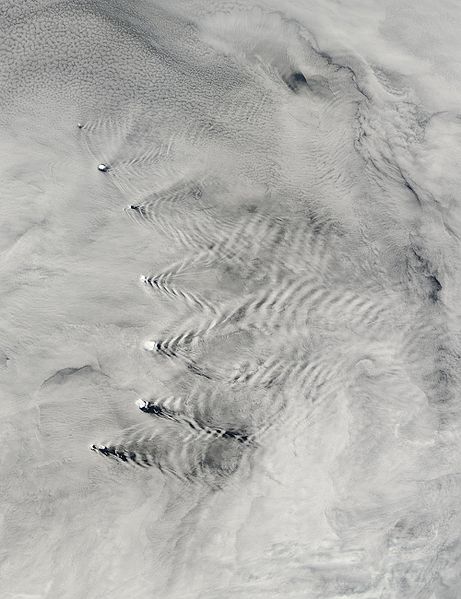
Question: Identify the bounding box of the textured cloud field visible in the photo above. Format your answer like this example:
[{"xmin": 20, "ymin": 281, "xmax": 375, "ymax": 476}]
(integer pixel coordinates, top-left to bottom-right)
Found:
[{"xmin": 1, "ymin": 1, "xmax": 461, "ymax": 598}]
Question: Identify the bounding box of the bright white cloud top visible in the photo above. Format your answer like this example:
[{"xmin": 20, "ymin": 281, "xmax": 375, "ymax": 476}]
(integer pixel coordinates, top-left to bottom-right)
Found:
[{"xmin": 1, "ymin": 1, "xmax": 460, "ymax": 598}]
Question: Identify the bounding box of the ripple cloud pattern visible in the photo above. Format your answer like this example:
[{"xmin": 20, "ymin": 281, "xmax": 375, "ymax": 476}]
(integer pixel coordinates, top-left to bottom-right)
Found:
[{"xmin": 1, "ymin": 1, "xmax": 461, "ymax": 598}]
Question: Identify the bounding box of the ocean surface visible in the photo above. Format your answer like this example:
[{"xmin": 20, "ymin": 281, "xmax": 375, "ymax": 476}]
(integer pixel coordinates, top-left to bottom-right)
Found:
[{"xmin": 1, "ymin": 1, "xmax": 461, "ymax": 597}]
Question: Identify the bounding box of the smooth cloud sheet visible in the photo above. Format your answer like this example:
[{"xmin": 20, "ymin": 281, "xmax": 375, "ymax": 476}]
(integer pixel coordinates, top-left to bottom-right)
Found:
[{"xmin": 1, "ymin": 1, "xmax": 460, "ymax": 598}]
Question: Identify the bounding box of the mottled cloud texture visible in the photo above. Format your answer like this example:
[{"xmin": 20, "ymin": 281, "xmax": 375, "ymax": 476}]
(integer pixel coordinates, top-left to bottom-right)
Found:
[{"xmin": 1, "ymin": 1, "xmax": 461, "ymax": 598}]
